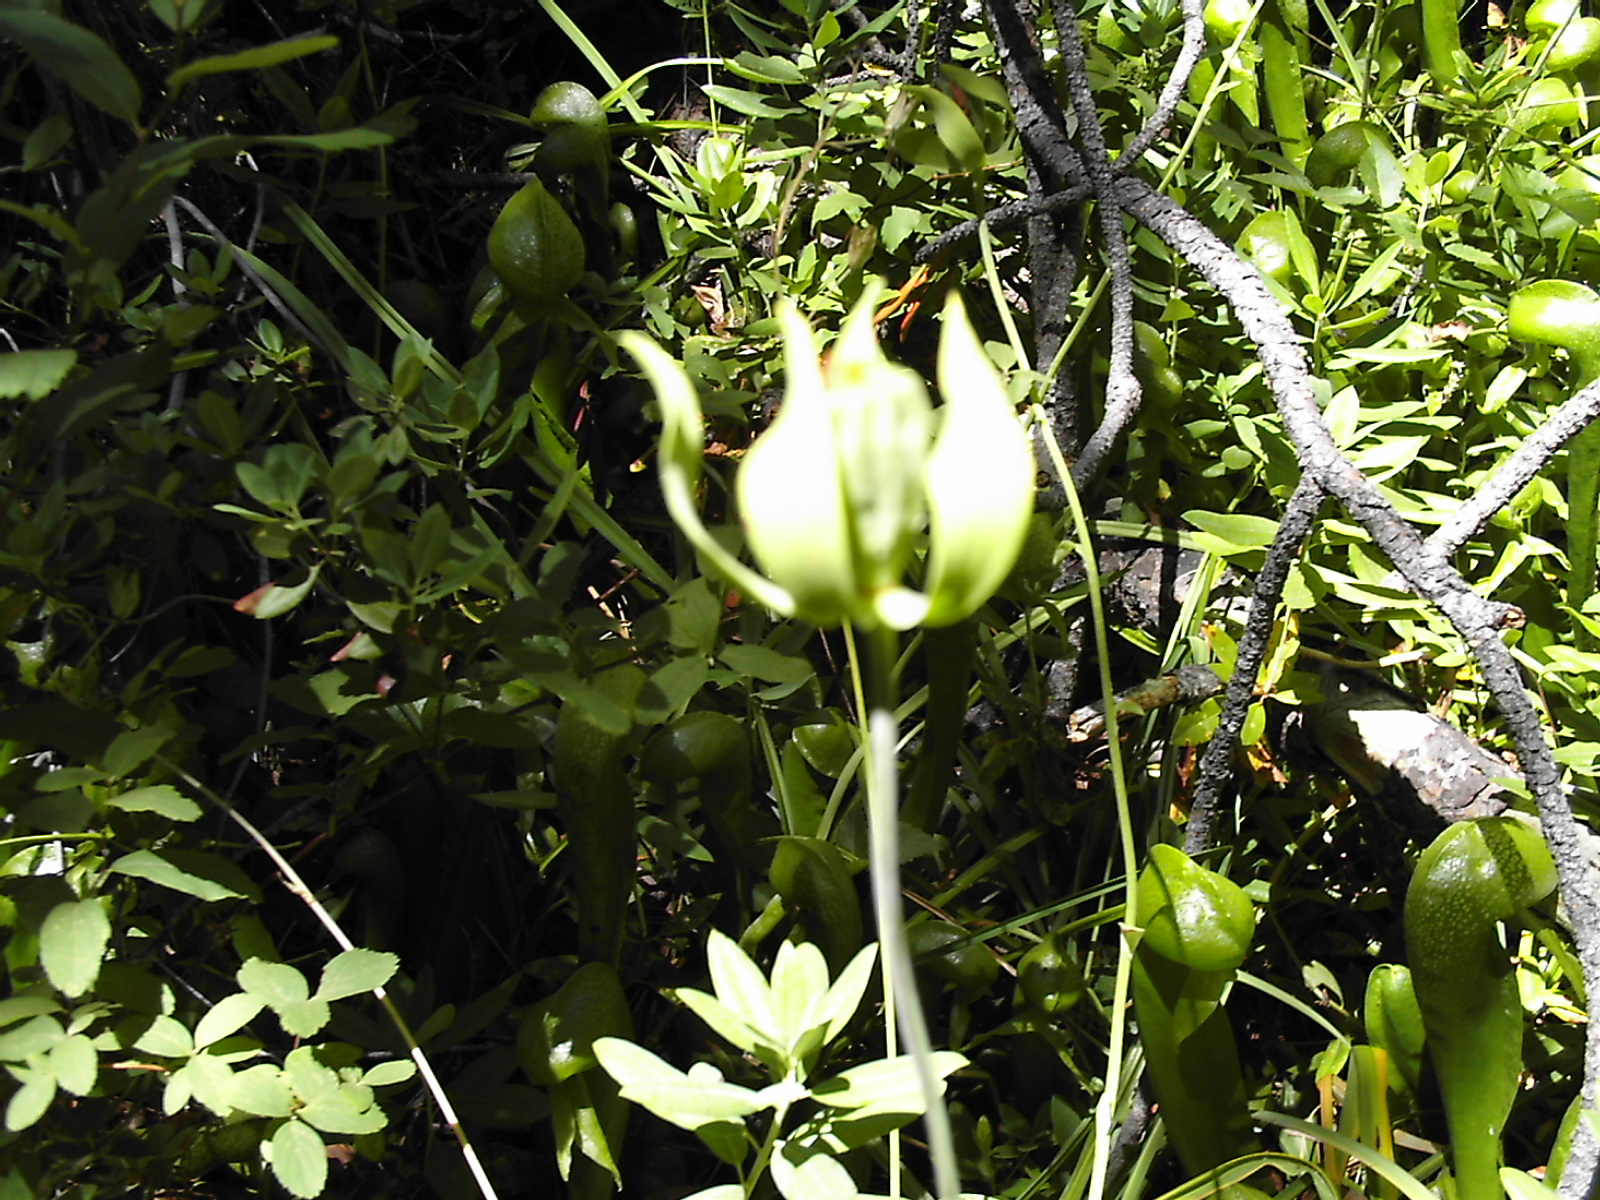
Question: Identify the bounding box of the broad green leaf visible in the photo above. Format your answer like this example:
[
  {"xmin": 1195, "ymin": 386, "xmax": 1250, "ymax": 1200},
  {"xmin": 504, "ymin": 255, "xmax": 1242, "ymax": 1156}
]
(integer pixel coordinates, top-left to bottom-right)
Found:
[
  {"xmin": 1182, "ymin": 510, "xmax": 1281, "ymax": 553},
  {"xmin": 167, "ymin": 34, "xmax": 338, "ymax": 94},
  {"xmin": 108, "ymin": 785, "xmax": 201, "ymax": 822},
  {"xmin": 705, "ymin": 929, "xmax": 776, "ymax": 1041},
  {"xmin": 314, "ymin": 948, "xmax": 399, "ymax": 1002},
  {"xmin": 700, "ymin": 83, "xmax": 796, "ymax": 118},
  {"xmin": 274, "ymin": 999, "xmax": 332, "ymax": 1039},
  {"xmin": 238, "ymin": 959, "xmax": 310, "ymax": 1006},
  {"xmin": 228, "ymin": 1064, "xmax": 295, "ymax": 1117},
  {"xmin": 726, "ymin": 52, "xmax": 806, "ymax": 82},
  {"xmin": 592, "ymin": 1038, "xmax": 766, "ymax": 1130},
  {"xmin": 0, "ymin": 998, "xmax": 61, "ymax": 1029},
  {"xmin": 0, "ymin": 350, "xmax": 76, "ymax": 400},
  {"xmin": 811, "ymin": 1051, "xmax": 967, "ymax": 1115},
  {"xmin": 245, "ymin": 563, "xmax": 322, "ymax": 621},
  {"xmin": 284, "ymin": 1046, "xmax": 340, "ymax": 1102},
  {"xmin": 110, "ymin": 850, "xmax": 249, "ymax": 901},
  {"xmin": 48, "ymin": 1034, "xmax": 96, "ymax": 1096},
  {"xmin": 0, "ymin": 1015, "xmax": 64, "ymax": 1061},
  {"xmin": 162, "ymin": 1066, "xmax": 192, "ymax": 1115},
  {"xmin": 900, "ymin": 84, "xmax": 986, "ymax": 172},
  {"xmin": 39, "ymin": 899, "xmax": 109, "ymax": 997},
  {"xmin": 185, "ymin": 1052, "xmax": 237, "ymax": 1115},
  {"xmin": 267, "ymin": 1118, "xmax": 327, "ymax": 1199},
  {"xmin": 4, "ymin": 1068, "xmax": 55, "ymax": 1132},
  {"xmin": 718, "ymin": 644, "xmax": 816, "ymax": 684},
  {"xmin": 363, "ymin": 1060, "xmax": 417, "ymax": 1087},
  {"xmin": 672, "ymin": 988, "xmax": 769, "ymax": 1061},
  {"xmin": 194, "ymin": 993, "xmax": 266, "ymax": 1049},
  {"xmin": 133, "ymin": 1015, "xmax": 193, "ymax": 1059},
  {"xmin": 101, "ymin": 726, "xmax": 174, "ymax": 779},
  {"xmin": 0, "ymin": 9, "xmax": 141, "ymax": 123},
  {"xmin": 770, "ymin": 1144, "xmax": 858, "ymax": 1200},
  {"xmin": 815, "ymin": 945, "xmax": 878, "ymax": 1048},
  {"xmin": 297, "ymin": 1086, "xmax": 385, "ymax": 1135},
  {"xmin": 770, "ymin": 940, "xmax": 830, "ymax": 1051}
]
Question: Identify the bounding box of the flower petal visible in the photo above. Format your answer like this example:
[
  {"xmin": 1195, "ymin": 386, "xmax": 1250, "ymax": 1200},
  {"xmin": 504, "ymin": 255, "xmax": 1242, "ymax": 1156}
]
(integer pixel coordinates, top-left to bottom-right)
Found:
[{"xmin": 921, "ymin": 294, "xmax": 1035, "ymax": 626}]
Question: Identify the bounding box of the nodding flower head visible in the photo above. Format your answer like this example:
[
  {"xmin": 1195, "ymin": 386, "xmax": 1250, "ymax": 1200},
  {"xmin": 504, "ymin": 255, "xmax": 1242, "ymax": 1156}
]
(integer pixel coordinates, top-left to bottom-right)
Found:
[{"xmin": 624, "ymin": 286, "xmax": 1034, "ymax": 630}]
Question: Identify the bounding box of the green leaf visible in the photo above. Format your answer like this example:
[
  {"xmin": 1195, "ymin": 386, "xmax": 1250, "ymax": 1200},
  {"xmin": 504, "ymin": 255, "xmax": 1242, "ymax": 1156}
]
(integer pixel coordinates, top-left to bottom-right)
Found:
[
  {"xmin": 4, "ymin": 1068, "xmax": 55, "ymax": 1131},
  {"xmin": 274, "ymin": 999, "xmax": 333, "ymax": 1039},
  {"xmin": 672, "ymin": 988, "xmax": 769, "ymax": 1061},
  {"xmin": 769, "ymin": 939, "xmax": 830, "ymax": 1050},
  {"xmin": 133, "ymin": 1015, "xmax": 194, "ymax": 1059},
  {"xmin": 363, "ymin": 1060, "xmax": 417, "ymax": 1087},
  {"xmin": 0, "ymin": 1016, "xmax": 64, "ymax": 1061},
  {"xmin": 725, "ymin": 52, "xmax": 806, "ymax": 83},
  {"xmin": 110, "ymin": 850, "xmax": 251, "ymax": 902},
  {"xmin": 184, "ymin": 1052, "xmax": 237, "ymax": 1115},
  {"xmin": 167, "ymin": 34, "xmax": 338, "ymax": 94},
  {"xmin": 101, "ymin": 726, "xmax": 175, "ymax": 779},
  {"xmin": 700, "ymin": 83, "xmax": 797, "ymax": 118},
  {"xmin": 314, "ymin": 948, "xmax": 399, "ymax": 1002},
  {"xmin": 194, "ymin": 993, "xmax": 266, "ymax": 1049},
  {"xmin": 906, "ymin": 84, "xmax": 987, "ymax": 172},
  {"xmin": 0, "ymin": 999, "xmax": 61, "ymax": 1029},
  {"xmin": 297, "ymin": 1087, "xmax": 385, "ymax": 1135},
  {"xmin": 228, "ymin": 1064, "xmax": 295, "ymax": 1118},
  {"xmin": 0, "ymin": 9, "xmax": 141, "ymax": 124},
  {"xmin": 770, "ymin": 1143, "xmax": 858, "ymax": 1200},
  {"xmin": 592, "ymin": 1038, "xmax": 767, "ymax": 1130},
  {"xmin": 107, "ymin": 785, "xmax": 201, "ymax": 822},
  {"xmin": 718, "ymin": 644, "xmax": 815, "ymax": 684},
  {"xmin": 238, "ymin": 960, "xmax": 310, "ymax": 1006},
  {"xmin": 813, "ymin": 944, "xmax": 877, "ymax": 1049},
  {"xmin": 0, "ymin": 350, "xmax": 76, "ymax": 400},
  {"xmin": 1502, "ymin": 1170, "xmax": 1560, "ymax": 1200},
  {"xmin": 39, "ymin": 900, "xmax": 109, "ymax": 997},
  {"xmin": 48, "ymin": 1034, "xmax": 96, "ymax": 1096},
  {"xmin": 810, "ymin": 1051, "xmax": 967, "ymax": 1115},
  {"xmin": 246, "ymin": 564, "xmax": 322, "ymax": 621},
  {"xmin": 266, "ymin": 1118, "xmax": 327, "ymax": 1199},
  {"xmin": 705, "ymin": 929, "xmax": 776, "ymax": 1042},
  {"xmin": 1182, "ymin": 510, "xmax": 1281, "ymax": 554}
]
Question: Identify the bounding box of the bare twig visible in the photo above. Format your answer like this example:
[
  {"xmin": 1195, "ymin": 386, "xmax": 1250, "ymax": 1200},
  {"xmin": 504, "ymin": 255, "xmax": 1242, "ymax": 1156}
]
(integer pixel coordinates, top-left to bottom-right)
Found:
[
  {"xmin": 985, "ymin": 0, "xmax": 1088, "ymax": 453},
  {"xmin": 1184, "ymin": 476, "xmax": 1324, "ymax": 853},
  {"xmin": 1052, "ymin": 0, "xmax": 1143, "ymax": 488},
  {"xmin": 1419, "ymin": 376, "xmax": 1600, "ymax": 567},
  {"xmin": 1115, "ymin": 0, "xmax": 1209, "ymax": 171},
  {"xmin": 163, "ymin": 760, "xmax": 503, "ymax": 1200}
]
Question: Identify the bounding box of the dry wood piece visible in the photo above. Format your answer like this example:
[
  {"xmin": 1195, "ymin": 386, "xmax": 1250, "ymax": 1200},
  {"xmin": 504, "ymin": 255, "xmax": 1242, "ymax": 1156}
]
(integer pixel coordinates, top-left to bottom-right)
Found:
[{"xmin": 1302, "ymin": 668, "xmax": 1515, "ymax": 824}]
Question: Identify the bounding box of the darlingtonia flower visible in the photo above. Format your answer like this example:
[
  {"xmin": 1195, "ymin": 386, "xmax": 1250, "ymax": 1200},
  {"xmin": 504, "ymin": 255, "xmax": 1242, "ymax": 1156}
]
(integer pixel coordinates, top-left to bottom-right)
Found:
[{"xmin": 621, "ymin": 288, "xmax": 1034, "ymax": 630}]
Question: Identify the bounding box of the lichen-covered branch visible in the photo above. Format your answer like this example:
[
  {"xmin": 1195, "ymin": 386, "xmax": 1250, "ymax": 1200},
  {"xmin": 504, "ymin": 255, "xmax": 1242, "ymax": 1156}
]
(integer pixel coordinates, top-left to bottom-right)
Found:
[
  {"xmin": 1111, "ymin": 173, "xmax": 1600, "ymax": 1198},
  {"xmin": 1052, "ymin": 0, "xmax": 1143, "ymax": 489},
  {"xmin": 1184, "ymin": 476, "xmax": 1324, "ymax": 854}
]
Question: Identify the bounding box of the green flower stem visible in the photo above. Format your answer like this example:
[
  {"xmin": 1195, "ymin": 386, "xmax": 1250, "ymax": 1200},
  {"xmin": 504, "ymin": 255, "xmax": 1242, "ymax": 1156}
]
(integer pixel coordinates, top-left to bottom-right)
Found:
[
  {"xmin": 856, "ymin": 620, "xmax": 962, "ymax": 1200},
  {"xmin": 1037, "ymin": 410, "xmax": 1139, "ymax": 1200}
]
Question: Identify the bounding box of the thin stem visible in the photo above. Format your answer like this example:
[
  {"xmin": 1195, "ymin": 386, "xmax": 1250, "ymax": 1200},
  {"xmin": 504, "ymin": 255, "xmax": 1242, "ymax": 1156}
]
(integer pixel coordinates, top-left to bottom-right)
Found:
[
  {"xmin": 854, "ymin": 621, "xmax": 962, "ymax": 1200},
  {"xmin": 1036, "ymin": 413, "xmax": 1138, "ymax": 1200},
  {"xmin": 161, "ymin": 758, "xmax": 502, "ymax": 1200}
]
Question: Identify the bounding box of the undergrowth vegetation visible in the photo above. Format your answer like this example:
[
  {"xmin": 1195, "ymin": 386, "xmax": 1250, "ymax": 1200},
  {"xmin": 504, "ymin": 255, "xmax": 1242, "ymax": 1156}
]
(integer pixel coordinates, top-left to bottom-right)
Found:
[{"xmin": 3, "ymin": 1, "xmax": 1600, "ymax": 1198}]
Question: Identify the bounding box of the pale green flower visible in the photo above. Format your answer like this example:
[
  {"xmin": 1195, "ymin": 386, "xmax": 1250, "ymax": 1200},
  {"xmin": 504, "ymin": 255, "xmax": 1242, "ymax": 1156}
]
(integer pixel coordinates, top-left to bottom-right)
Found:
[{"xmin": 623, "ymin": 287, "xmax": 1033, "ymax": 630}]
